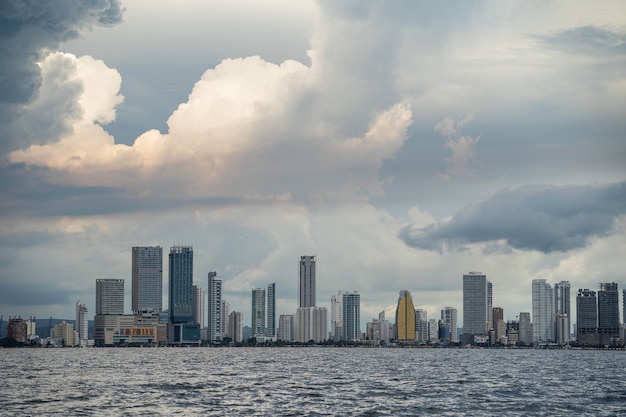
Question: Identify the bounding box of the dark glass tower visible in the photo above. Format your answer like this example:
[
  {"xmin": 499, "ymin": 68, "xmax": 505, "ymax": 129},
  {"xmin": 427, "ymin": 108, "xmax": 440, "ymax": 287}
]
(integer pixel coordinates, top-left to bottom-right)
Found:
[{"xmin": 169, "ymin": 246, "xmax": 193, "ymax": 324}]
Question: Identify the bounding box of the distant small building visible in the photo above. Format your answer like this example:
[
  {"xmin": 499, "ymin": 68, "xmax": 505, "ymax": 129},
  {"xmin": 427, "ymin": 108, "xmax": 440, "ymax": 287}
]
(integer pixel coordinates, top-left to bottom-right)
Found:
[{"xmin": 7, "ymin": 318, "xmax": 28, "ymax": 344}]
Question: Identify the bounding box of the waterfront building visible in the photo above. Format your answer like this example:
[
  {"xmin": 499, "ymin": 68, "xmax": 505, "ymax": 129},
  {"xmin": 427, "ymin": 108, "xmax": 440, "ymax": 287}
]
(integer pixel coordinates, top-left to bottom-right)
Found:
[
  {"xmin": 7, "ymin": 318, "xmax": 28, "ymax": 344},
  {"xmin": 75, "ymin": 300, "xmax": 89, "ymax": 344},
  {"xmin": 493, "ymin": 307, "xmax": 504, "ymax": 341},
  {"xmin": 395, "ymin": 290, "xmax": 416, "ymax": 342},
  {"xmin": 462, "ymin": 272, "xmax": 488, "ymax": 340},
  {"xmin": 228, "ymin": 311, "xmax": 243, "ymax": 343},
  {"xmin": 576, "ymin": 288, "xmax": 598, "ymax": 345},
  {"xmin": 221, "ymin": 300, "xmax": 230, "ymax": 338},
  {"xmin": 96, "ymin": 279, "xmax": 124, "ymax": 315},
  {"xmin": 342, "ymin": 292, "xmax": 360, "ymax": 341},
  {"xmin": 192, "ymin": 285, "xmax": 205, "ymax": 329},
  {"xmin": 487, "ymin": 281, "xmax": 493, "ymax": 331},
  {"xmin": 296, "ymin": 306, "xmax": 328, "ymax": 343},
  {"xmin": 532, "ymin": 279, "xmax": 554, "ymax": 343},
  {"xmin": 441, "ymin": 307, "xmax": 458, "ymax": 342},
  {"xmin": 94, "ymin": 314, "xmax": 159, "ymax": 346},
  {"xmin": 330, "ymin": 290, "xmax": 346, "ymax": 341},
  {"xmin": 266, "ymin": 283, "xmax": 276, "ymax": 337},
  {"xmin": 278, "ymin": 314, "xmax": 296, "ymax": 342},
  {"xmin": 251, "ymin": 288, "xmax": 266, "ymax": 337},
  {"xmin": 299, "ymin": 255, "xmax": 316, "ymax": 308},
  {"xmin": 415, "ymin": 308, "xmax": 428, "ymax": 343},
  {"xmin": 518, "ymin": 312, "xmax": 532, "ymax": 345},
  {"xmin": 131, "ymin": 246, "xmax": 163, "ymax": 313},
  {"xmin": 168, "ymin": 246, "xmax": 199, "ymax": 344},
  {"xmin": 207, "ymin": 272, "xmax": 222, "ymax": 342},
  {"xmin": 598, "ymin": 282, "xmax": 620, "ymax": 345},
  {"xmin": 53, "ymin": 321, "xmax": 75, "ymax": 347},
  {"xmin": 428, "ymin": 319, "xmax": 438, "ymax": 341},
  {"xmin": 554, "ymin": 281, "xmax": 571, "ymax": 343},
  {"xmin": 556, "ymin": 313, "xmax": 570, "ymax": 345}
]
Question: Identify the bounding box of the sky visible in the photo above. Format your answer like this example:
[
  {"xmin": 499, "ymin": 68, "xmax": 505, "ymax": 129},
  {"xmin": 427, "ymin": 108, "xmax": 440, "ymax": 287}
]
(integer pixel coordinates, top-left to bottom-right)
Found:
[{"xmin": 1, "ymin": 0, "xmax": 625, "ymax": 331}]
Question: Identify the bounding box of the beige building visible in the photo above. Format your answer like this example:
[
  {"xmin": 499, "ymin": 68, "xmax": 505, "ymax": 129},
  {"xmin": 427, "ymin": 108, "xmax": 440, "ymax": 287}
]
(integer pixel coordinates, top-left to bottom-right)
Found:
[
  {"xmin": 53, "ymin": 321, "xmax": 75, "ymax": 347},
  {"xmin": 94, "ymin": 314, "xmax": 159, "ymax": 346}
]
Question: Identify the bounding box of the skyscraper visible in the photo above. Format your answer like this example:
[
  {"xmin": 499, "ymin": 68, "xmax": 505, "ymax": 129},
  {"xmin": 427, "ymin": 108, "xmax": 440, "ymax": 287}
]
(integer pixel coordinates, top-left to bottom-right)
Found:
[
  {"xmin": 168, "ymin": 246, "xmax": 193, "ymax": 324},
  {"xmin": 330, "ymin": 290, "xmax": 346, "ymax": 341},
  {"xmin": 462, "ymin": 272, "xmax": 488, "ymax": 338},
  {"xmin": 192, "ymin": 285, "xmax": 205, "ymax": 328},
  {"xmin": 598, "ymin": 282, "xmax": 620, "ymax": 343},
  {"xmin": 251, "ymin": 288, "xmax": 266, "ymax": 337},
  {"xmin": 228, "ymin": 311, "xmax": 243, "ymax": 343},
  {"xmin": 342, "ymin": 292, "xmax": 360, "ymax": 341},
  {"xmin": 296, "ymin": 306, "xmax": 328, "ymax": 343},
  {"xmin": 532, "ymin": 279, "xmax": 554, "ymax": 343},
  {"xmin": 221, "ymin": 299, "xmax": 230, "ymax": 339},
  {"xmin": 75, "ymin": 300, "xmax": 88, "ymax": 343},
  {"xmin": 278, "ymin": 314, "xmax": 296, "ymax": 342},
  {"xmin": 131, "ymin": 246, "xmax": 163, "ymax": 313},
  {"xmin": 576, "ymin": 288, "xmax": 598, "ymax": 345},
  {"xmin": 207, "ymin": 272, "xmax": 222, "ymax": 342},
  {"xmin": 96, "ymin": 279, "xmax": 124, "ymax": 315},
  {"xmin": 415, "ymin": 308, "xmax": 428, "ymax": 343},
  {"xmin": 518, "ymin": 312, "xmax": 532, "ymax": 345},
  {"xmin": 266, "ymin": 283, "xmax": 276, "ymax": 337},
  {"xmin": 441, "ymin": 307, "xmax": 458, "ymax": 342},
  {"xmin": 554, "ymin": 281, "xmax": 570, "ymax": 342},
  {"xmin": 299, "ymin": 255, "xmax": 316, "ymax": 308},
  {"xmin": 395, "ymin": 290, "xmax": 416, "ymax": 342},
  {"xmin": 487, "ymin": 281, "xmax": 493, "ymax": 331}
]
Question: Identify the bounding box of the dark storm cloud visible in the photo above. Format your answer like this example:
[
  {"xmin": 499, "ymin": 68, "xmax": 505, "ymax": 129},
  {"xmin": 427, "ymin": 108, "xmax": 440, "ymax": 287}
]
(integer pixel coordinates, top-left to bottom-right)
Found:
[
  {"xmin": 399, "ymin": 182, "xmax": 626, "ymax": 253},
  {"xmin": 534, "ymin": 25, "xmax": 626, "ymax": 56},
  {"xmin": 0, "ymin": 0, "xmax": 123, "ymax": 152}
]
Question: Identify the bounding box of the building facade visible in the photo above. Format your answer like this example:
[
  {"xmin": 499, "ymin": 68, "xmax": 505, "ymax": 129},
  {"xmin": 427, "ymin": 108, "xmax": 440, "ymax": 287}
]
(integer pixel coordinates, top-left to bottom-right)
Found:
[
  {"xmin": 462, "ymin": 272, "xmax": 488, "ymax": 338},
  {"xmin": 597, "ymin": 282, "xmax": 620, "ymax": 344},
  {"xmin": 75, "ymin": 300, "xmax": 89, "ymax": 343},
  {"xmin": 518, "ymin": 312, "xmax": 532, "ymax": 345},
  {"xmin": 192, "ymin": 285, "xmax": 205, "ymax": 329},
  {"xmin": 532, "ymin": 279, "xmax": 554, "ymax": 343},
  {"xmin": 207, "ymin": 272, "xmax": 222, "ymax": 342},
  {"xmin": 395, "ymin": 290, "xmax": 416, "ymax": 342},
  {"xmin": 330, "ymin": 290, "xmax": 346, "ymax": 341},
  {"xmin": 266, "ymin": 283, "xmax": 276, "ymax": 337},
  {"xmin": 296, "ymin": 306, "xmax": 328, "ymax": 343},
  {"xmin": 342, "ymin": 292, "xmax": 360, "ymax": 341},
  {"xmin": 96, "ymin": 279, "xmax": 124, "ymax": 315},
  {"xmin": 441, "ymin": 307, "xmax": 458, "ymax": 342},
  {"xmin": 299, "ymin": 255, "xmax": 316, "ymax": 308},
  {"xmin": 168, "ymin": 246, "xmax": 193, "ymax": 325},
  {"xmin": 228, "ymin": 311, "xmax": 243, "ymax": 343},
  {"xmin": 576, "ymin": 288, "xmax": 598, "ymax": 345},
  {"xmin": 131, "ymin": 246, "xmax": 163, "ymax": 313},
  {"xmin": 278, "ymin": 314, "xmax": 296, "ymax": 342},
  {"xmin": 415, "ymin": 308, "xmax": 428, "ymax": 343},
  {"xmin": 251, "ymin": 288, "xmax": 266, "ymax": 337}
]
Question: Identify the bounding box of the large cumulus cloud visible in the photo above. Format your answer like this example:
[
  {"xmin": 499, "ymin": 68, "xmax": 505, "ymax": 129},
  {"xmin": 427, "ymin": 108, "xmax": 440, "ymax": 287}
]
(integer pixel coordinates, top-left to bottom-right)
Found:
[
  {"xmin": 0, "ymin": 0, "xmax": 123, "ymax": 153},
  {"xmin": 399, "ymin": 182, "xmax": 626, "ymax": 253}
]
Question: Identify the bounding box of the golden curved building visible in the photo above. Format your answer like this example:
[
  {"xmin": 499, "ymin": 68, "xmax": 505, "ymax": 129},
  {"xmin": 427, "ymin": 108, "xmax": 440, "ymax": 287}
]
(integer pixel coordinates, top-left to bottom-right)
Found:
[{"xmin": 395, "ymin": 290, "xmax": 416, "ymax": 342}]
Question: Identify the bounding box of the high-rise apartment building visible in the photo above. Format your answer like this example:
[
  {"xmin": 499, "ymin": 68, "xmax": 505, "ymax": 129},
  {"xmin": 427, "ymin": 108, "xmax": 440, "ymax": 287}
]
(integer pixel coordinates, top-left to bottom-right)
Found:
[
  {"xmin": 131, "ymin": 246, "xmax": 163, "ymax": 313},
  {"xmin": 266, "ymin": 283, "xmax": 276, "ymax": 337},
  {"xmin": 462, "ymin": 272, "xmax": 488, "ymax": 338},
  {"xmin": 576, "ymin": 288, "xmax": 598, "ymax": 345},
  {"xmin": 96, "ymin": 279, "xmax": 124, "ymax": 315},
  {"xmin": 415, "ymin": 308, "xmax": 428, "ymax": 343},
  {"xmin": 299, "ymin": 255, "xmax": 316, "ymax": 308},
  {"xmin": 487, "ymin": 281, "xmax": 493, "ymax": 331},
  {"xmin": 75, "ymin": 300, "xmax": 89, "ymax": 343},
  {"xmin": 192, "ymin": 285, "xmax": 205, "ymax": 328},
  {"xmin": 395, "ymin": 290, "xmax": 416, "ymax": 342},
  {"xmin": 330, "ymin": 290, "xmax": 346, "ymax": 341},
  {"xmin": 296, "ymin": 306, "xmax": 328, "ymax": 343},
  {"xmin": 492, "ymin": 307, "xmax": 504, "ymax": 341},
  {"xmin": 169, "ymin": 246, "xmax": 194, "ymax": 324},
  {"xmin": 251, "ymin": 288, "xmax": 266, "ymax": 337},
  {"xmin": 207, "ymin": 272, "xmax": 222, "ymax": 342},
  {"xmin": 228, "ymin": 311, "xmax": 243, "ymax": 343},
  {"xmin": 342, "ymin": 292, "xmax": 360, "ymax": 341},
  {"xmin": 441, "ymin": 307, "xmax": 458, "ymax": 342},
  {"xmin": 221, "ymin": 299, "xmax": 229, "ymax": 339},
  {"xmin": 518, "ymin": 312, "xmax": 532, "ymax": 345},
  {"xmin": 278, "ymin": 314, "xmax": 296, "ymax": 342},
  {"xmin": 532, "ymin": 279, "xmax": 555, "ymax": 343}
]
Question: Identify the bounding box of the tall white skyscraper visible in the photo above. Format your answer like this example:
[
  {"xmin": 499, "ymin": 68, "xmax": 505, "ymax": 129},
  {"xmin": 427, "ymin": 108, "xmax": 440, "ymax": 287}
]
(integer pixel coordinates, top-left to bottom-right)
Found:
[
  {"xmin": 532, "ymin": 279, "xmax": 554, "ymax": 343},
  {"xmin": 266, "ymin": 283, "xmax": 276, "ymax": 337},
  {"xmin": 278, "ymin": 314, "xmax": 296, "ymax": 342},
  {"xmin": 192, "ymin": 285, "xmax": 205, "ymax": 328},
  {"xmin": 131, "ymin": 246, "xmax": 163, "ymax": 313},
  {"xmin": 75, "ymin": 300, "xmax": 88, "ymax": 343},
  {"xmin": 228, "ymin": 311, "xmax": 243, "ymax": 343},
  {"xmin": 330, "ymin": 290, "xmax": 346, "ymax": 341},
  {"xmin": 554, "ymin": 281, "xmax": 570, "ymax": 342},
  {"xmin": 221, "ymin": 299, "xmax": 230, "ymax": 338},
  {"xmin": 441, "ymin": 306, "xmax": 458, "ymax": 342},
  {"xmin": 207, "ymin": 272, "xmax": 222, "ymax": 342},
  {"xmin": 299, "ymin": 255, "xmax": 316, "ymax": 308},
  {"xmin": 251, "ymin": 288, "xmax": 266, "ymax": 337},
  {"xmin": 342, "ymin": 292, "xmax": 360, "ymax": 341},
  {"xmin": 462, "ymin": 272, "xmax": 488, "ymax": 337},
  {"xmin": 96, "ymin": 279, "xmax": 124, "ymax": 315},
  {"xmin": 415, "ymin": 308, "xmax": 428, "ymax": 343},
  {"xmin": 296, "ymin": 306, "xmax": 327, "ymax": 343}
]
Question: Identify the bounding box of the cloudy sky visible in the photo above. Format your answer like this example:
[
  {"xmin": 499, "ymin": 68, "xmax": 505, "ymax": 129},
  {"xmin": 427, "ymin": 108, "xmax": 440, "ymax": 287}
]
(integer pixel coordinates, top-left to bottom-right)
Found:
[{"xmin": 1, "ymin": 0, "xmax": 625, "ymax": 330}]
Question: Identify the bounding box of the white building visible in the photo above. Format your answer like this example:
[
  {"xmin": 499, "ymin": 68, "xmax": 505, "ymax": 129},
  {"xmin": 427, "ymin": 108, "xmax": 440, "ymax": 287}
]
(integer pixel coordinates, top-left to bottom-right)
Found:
[
  {"xmin": 299, "ymin": 255, "xmax": 316, "ymax": 308},
  {"xmin": 296, "ymin": 306, "xmax": 327, "ymax": 343},
  {"xmin": 75, "ymin": 300, "xmax": 89, "ymax": 345},
  {"xmin": 192, "ymin": 285, "xmax": 205, "ymax": 329},
  {"xmin": 278, "ymin": 314, "xmax": 296, "ymax": 342},
  {"xmin": 207, "ymin": 272, "xmax": 222, "ymax": 342},
  {"xmin": 221, "ymin": 299, "xmax": 230, "ymax": 338},
  {"xmin": 330, "ymin": 290, "xmax": 346, "ymax": 341},
  {"xmin": 441, "ymin": 306, "xmax": 458, "ymax": 342},
  {"xmin": 532, "ymin": 279, "xmax": 555, "ymax": 343},
  {"xmin": 415, "ymin": 308, "xmax": 428, "ymax": 343},
  {"xmin": 228, "ymin": 311, "xmax": 243, "ymax": 343}
]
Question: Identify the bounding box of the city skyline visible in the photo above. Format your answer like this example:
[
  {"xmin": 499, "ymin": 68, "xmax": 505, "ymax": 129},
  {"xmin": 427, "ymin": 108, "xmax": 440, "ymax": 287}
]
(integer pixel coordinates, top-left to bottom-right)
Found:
[{"xmin": 1, "ymin": 1, "xmax": 625, "ymax": 326}]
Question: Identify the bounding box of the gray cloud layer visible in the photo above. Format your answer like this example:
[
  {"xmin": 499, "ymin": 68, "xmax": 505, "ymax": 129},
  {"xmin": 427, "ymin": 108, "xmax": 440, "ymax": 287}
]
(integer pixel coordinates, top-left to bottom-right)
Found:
[
  {"xmin": 399, "ymin": 182, "xmax": 626, "ymax": 253},
  {"xmin": 0, "ymin": 0, "xmax": 123, "ymax": 152}
]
